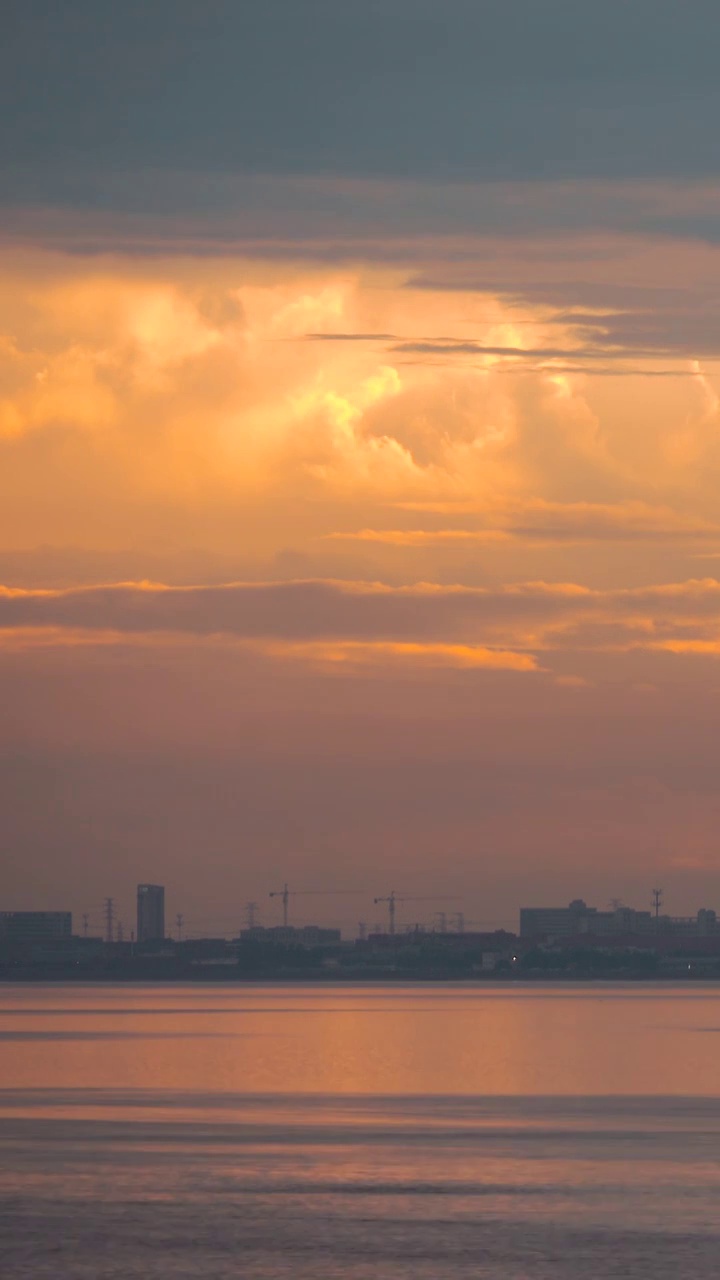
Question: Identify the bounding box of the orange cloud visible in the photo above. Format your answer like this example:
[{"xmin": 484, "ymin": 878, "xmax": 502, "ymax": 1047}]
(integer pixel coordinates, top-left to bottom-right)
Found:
[{"xmin": 1, "ymin": 247, "xmax": 717, "ymax": 559}]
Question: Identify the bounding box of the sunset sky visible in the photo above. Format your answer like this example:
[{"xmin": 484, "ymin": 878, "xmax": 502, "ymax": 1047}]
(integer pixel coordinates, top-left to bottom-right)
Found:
[{"xmin": 4, "ymin": 1, "xmax": 720, "ymax": 936}]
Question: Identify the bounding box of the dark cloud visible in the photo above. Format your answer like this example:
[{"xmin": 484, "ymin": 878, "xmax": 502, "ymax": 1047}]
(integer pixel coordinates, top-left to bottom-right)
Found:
[
  {"xmin": 3, "ymin": 578, "xmax": 720, "ymax": 646},
  {"xmin": 308, "ymin": 322, "xmax": 720, "ymax": 366},
  {"xmin": 306, "ymin": 333, "xmax": 398, "ymax": 342},
  {"xmin": 3, "ymin": 1, "xmax": 720, "ymax": 215},
  {"xmin": 0, "ymin": 1031, "xmax": 242, "ymax": 1042},
  {"xmin": 403, "ymin": 279, "xmax": 720, "ymax": 361},
  {"xmin": 391, "ymin": 342, "xmax": 661, "ymax": 360},
  {"xmin": 6, "ymin": 176, "xmax": 720, "ymax": 261}
]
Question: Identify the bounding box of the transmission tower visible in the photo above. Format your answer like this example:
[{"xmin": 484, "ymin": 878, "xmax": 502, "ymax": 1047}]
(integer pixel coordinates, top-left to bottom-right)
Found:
[
  {"xmin": 358, "ymin": 921, "xmax": 367, "ymax": 941},
  {"xmin": 246, "ymin": 901, "xmax": 258, "ymax": 929},
  {"xmin": 176, "ymin": 913, "xmax": 184, "ymax": 941},
  {"xmin": 104, "ymin": 898, "xmax": 115, "ymax": 944},
  {"xmin": 82, "ymin": 912, "xmax": 89, "ymax": 937},
  {"xmin": 116, "ymin": 920, "xmax": 124, "ymax": 944},
  {"xmin": 652, "ymin": 887, "xmax": 663, "ymax": 924}
]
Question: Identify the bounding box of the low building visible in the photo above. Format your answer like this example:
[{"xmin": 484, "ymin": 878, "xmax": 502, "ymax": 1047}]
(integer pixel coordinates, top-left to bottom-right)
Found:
[
  {"xmin": 0, "ymin": 911, "xmax": 72, "ymax": 940},
  {"xmin": 239, "ymin": 924, "xmax": 341, "ymax": 946},
  {"xmin": 520, "ymin": 899, "xmax": 597, "ymax": 940},
  {"xmin": 584, "ymin": 906, "xmax": 655, "ymax": 935}
]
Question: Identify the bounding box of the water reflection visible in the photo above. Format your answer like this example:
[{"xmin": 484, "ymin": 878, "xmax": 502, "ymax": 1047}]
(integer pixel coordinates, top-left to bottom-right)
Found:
[
  {"xmin": 1, "ymin": 983, "xmax": 720, "ymax": 1095},
  {"xmin": 3, "ymin": 986, "xmax": 720, "ymax": 1278}
]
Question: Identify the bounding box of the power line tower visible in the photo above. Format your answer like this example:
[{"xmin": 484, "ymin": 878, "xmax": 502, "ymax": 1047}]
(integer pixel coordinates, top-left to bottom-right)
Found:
[
  {"xmin": 434, "ymin": 911, "xmax": 447, "ymax": 933},
  {"xmin": 82, "ymin": 912, "xmax": 89, "ymax": 937},
  {"xmin": 358, "ymin": 921, "xmax": 367, "ymax": 941},
  {"xmin": 451, "ymin": 911, "xmax": 465, "ymax": 934},
  {"xmin": 652, "ymin": 887, "xmax": 663, "ymax": 926},
  {"xmin": 176, "ymin": 913, "xmax": 184, "ymax": 942},
  {"xmin": 104, "ymin": 898, "xmax": 115, "ymax": 944},
  {"xmin": 116, "ymin": 920, "xmax": 124, "ymax": 944},
  {"xmin": 246, "ymin": 901, "xmax": 258, "ymax": 929}
]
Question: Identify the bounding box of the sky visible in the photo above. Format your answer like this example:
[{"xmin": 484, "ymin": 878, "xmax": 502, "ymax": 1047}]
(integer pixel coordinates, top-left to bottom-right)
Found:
[{"xmin": 4, "ymin": 1, "xmax": 720, "ymax": 937}]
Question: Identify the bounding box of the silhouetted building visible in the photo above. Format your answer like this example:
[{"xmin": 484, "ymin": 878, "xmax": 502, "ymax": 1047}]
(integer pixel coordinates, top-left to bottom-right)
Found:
[
  {"xmin": 521, "ymin": 899, "xmax": 719, "ymax": 943},
  {"xmin": 520, "ymin": 899, "xmax": 596, "ymax": 939},
  {"xmin": 697, "ymin": 908, "xmax": 717, "ymax": 935},
  {"xmin": 240, "ymin": 924, "xmax": 341, "ymax": 946},
  {"xmin": 137, "ymin": 884, "xmax": 165, "ymax": 942},
  {"xmin": 0, "ymin": 911, "xmax": 72, "ymax": 940},
  {"xmin": 584, "ymin": 906, "xmax": 654, "ymax": 936}
]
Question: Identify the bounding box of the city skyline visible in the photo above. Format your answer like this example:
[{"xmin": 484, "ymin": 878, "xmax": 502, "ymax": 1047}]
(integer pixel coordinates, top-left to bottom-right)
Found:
[{"xmin": 8, "ymin": 880, "xmax": 718, "ymax": 944}]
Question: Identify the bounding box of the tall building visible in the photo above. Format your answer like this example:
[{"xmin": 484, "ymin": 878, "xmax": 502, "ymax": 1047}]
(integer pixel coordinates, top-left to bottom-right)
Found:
[{"xmin": 137, "ymin": 884, "xmax": 165, "ymax": 943}]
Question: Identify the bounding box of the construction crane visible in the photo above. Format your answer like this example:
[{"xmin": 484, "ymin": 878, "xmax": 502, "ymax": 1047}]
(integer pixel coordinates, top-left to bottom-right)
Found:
[
  {"xmin": 374, "ymin": 891, "xmax": 400, "ymax": 935},
  {"xmin": 374, "ymin": 891, "xmax": 456, "ymax": 937},
  {"xmin": 104, "ymin": 897, "xmax": 115, "ymax": 944},
  {"xmin": 269, "ymin": 883, "xmax": 360, "ymax": 928},
  {"xmin": 269, "ymin": 883, "xmax": 293, "ymax": 927}
]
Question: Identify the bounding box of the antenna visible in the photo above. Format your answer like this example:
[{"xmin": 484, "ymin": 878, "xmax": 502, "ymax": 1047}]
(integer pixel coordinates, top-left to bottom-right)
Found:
[{"xmin": 104, "ymin": 897, "xmax": 114, "ymax": 944}]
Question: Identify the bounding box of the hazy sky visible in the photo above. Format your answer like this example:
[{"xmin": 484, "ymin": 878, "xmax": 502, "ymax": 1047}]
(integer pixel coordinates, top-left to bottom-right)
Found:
[{"xmin": 4, "ymin": 2, "xmax": 720, "ymax": 937}]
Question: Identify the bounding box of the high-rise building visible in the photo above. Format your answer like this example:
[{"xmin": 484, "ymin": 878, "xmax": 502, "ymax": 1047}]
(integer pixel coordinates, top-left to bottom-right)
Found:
[{"xmin": 136, "ymin": 884, "xmax": 165, "ymax": 943}]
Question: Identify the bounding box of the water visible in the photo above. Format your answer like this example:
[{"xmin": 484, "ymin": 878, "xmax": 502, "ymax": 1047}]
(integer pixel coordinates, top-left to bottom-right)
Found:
[{"xmin": 1, "ymin": 984, "xmax": 720, "ymax": 1278}]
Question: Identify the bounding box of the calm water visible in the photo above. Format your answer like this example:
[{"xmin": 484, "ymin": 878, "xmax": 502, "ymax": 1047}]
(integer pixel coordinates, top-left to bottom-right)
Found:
[{"xmin": 1, "ymin": 984, "xmax": 720, "ymax": 1278}]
